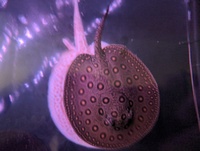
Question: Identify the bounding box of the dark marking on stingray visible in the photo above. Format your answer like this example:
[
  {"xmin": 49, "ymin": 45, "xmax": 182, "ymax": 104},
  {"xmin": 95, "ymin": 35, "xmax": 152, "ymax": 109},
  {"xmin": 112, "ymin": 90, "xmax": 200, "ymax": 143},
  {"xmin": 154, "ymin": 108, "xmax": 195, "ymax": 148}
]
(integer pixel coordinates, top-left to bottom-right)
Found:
[{"xmin": 64, "ymin": 7, "xmax": 160, "ymax": 149}]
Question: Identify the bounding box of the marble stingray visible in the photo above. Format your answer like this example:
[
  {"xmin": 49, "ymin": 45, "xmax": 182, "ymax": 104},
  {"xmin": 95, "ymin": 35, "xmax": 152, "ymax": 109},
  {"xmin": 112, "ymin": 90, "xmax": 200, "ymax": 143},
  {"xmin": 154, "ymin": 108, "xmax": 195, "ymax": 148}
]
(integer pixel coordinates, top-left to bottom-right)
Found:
[{"xmin": 48, "ymin": 0, "xmax": 160, "ymax": 150}]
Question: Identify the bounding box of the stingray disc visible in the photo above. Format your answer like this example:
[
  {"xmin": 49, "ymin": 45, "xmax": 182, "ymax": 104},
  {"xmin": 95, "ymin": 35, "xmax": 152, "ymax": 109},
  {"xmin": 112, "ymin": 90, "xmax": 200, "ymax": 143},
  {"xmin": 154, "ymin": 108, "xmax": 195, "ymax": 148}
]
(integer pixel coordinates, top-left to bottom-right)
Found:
[
  {"xmin": 64, "ymin": 46, "xmax": 159, "ymax": 149},
  {"xmin": 64, "ymin": 7, "xmax": 159, "ymax": 150}
]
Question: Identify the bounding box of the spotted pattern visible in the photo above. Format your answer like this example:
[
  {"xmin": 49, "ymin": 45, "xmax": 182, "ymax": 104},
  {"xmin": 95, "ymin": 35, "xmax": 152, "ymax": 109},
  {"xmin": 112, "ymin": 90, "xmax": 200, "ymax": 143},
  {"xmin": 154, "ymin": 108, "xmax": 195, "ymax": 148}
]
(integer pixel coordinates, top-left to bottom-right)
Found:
[{"xmin": 64, "ymin": 6, "xmax": 159, "ymax": 150}]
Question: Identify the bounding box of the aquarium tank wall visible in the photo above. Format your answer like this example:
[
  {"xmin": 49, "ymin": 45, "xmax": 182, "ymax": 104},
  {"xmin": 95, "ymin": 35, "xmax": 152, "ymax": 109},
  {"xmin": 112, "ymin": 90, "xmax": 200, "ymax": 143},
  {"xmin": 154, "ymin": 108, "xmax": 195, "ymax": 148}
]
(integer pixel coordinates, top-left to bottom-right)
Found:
[{"xmin": 0, "ymin": 0, "xmax": 199, "ymax": 151}]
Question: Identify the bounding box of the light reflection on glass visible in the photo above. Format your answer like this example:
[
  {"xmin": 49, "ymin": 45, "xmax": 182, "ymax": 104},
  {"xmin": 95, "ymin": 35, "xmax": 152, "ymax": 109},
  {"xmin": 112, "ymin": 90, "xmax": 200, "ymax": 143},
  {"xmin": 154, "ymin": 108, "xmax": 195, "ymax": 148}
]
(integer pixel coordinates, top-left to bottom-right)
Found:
[
  {"xmin": 24, "ymin": 83, "xmax": 30, "ymax": 88},
  {"xmin": 0, "ymin": 54, "xmax": 2, "ymax": 62},
  {"xmin": 2, "ymin": 45, "xmax": 7, "ymax": 52},
  {"xmin": 85, "ymin": 0, "xmax": 122, "ymax": 35},
  {"xmin": 17, "ymin": 38, "xmax": 25, "ymax": 46},
  {"xmin": 0, "ymin": 0, "xmax": 123, "ymax": 109},
  {"xmin": 0, "ymin": 98, "xmax": 5, "ymax": 113},
  {"xmin": 32, "ymin": 23, "xmax": 41, "ymax": 33},
  {"xmin": 55, "ymin": 0, "xmax": 70, "ymax": 9},
  {"xmin": 0, "ymin": 0, "xmax": 8, "ymax": 8},
  {"xmin": 41, "ymin": 17, "xmax": 48, "ymax": 26},
  {"xmin": 8, "ymin": 94, "xmax": 14, "ymax": 103},
  {"xmin": 18, "ymin": 15, "xmax": 28, "ymax": 25},
  {"xmin": 102, "ymin": 0, "xmax": 122, "ymax": 13},
  {"xmin": 25, "ymin": 28, "xmax": 33, "ymax": 39}
]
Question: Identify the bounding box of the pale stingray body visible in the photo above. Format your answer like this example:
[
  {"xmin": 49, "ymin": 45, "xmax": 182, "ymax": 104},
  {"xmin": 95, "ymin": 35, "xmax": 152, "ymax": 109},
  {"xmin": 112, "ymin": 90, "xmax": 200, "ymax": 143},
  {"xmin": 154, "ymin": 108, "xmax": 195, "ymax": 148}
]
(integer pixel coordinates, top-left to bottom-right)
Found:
[{"xmin": 48, "ymin": 0, "xmax": 159, "ymax": 150}]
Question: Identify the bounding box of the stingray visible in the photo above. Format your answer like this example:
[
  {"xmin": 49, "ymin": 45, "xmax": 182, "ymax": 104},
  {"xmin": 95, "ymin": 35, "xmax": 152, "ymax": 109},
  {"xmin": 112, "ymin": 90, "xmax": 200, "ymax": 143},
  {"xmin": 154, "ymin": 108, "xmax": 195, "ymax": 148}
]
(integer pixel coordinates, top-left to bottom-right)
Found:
[{"xmin": 48, "ymin": 0, "xmax": 159, "ymax": 150}]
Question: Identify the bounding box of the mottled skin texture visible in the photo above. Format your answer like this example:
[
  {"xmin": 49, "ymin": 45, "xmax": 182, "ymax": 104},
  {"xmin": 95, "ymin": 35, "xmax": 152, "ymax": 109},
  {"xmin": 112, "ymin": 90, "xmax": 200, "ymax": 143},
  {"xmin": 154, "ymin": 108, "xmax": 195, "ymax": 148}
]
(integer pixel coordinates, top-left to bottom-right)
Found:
[{"xmin": 64, "ymin": 7, "xmax": 159, "ymax": 150}]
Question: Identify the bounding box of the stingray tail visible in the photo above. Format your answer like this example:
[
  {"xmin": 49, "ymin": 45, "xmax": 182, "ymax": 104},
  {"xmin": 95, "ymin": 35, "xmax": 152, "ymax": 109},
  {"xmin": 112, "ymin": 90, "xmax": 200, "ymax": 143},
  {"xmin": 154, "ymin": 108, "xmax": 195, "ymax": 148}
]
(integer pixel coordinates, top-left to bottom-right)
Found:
[{"xmin": 94, "ymin": 6, "xmax": 109, "ymax": 59}]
